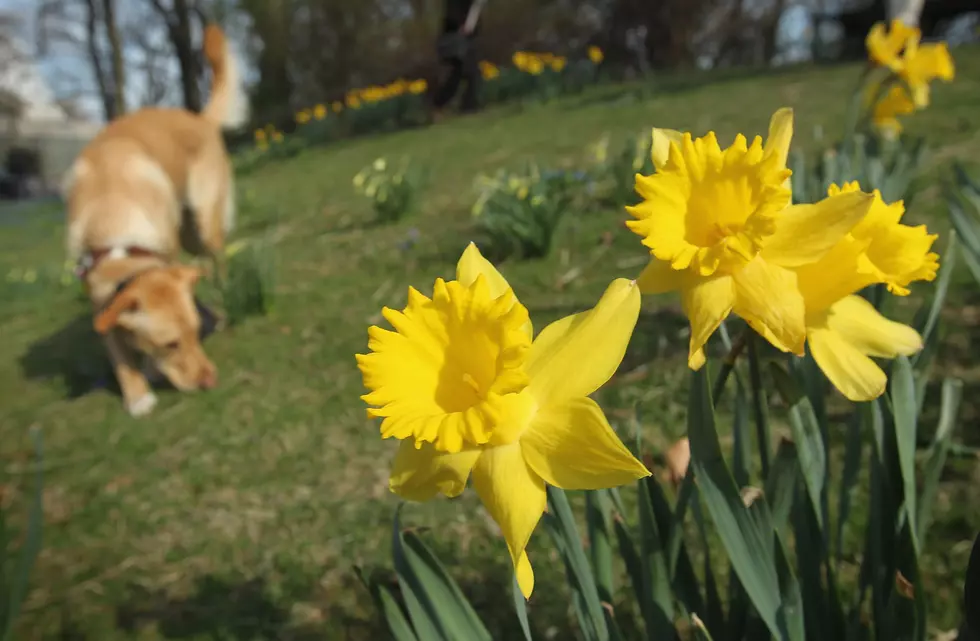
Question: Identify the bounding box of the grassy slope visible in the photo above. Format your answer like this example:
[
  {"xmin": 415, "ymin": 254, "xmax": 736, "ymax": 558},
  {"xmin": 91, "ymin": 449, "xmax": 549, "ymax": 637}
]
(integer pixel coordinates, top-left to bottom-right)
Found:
[{"xmin": 3, "ymin": 50, "xmax": 980, "ymax": 640}]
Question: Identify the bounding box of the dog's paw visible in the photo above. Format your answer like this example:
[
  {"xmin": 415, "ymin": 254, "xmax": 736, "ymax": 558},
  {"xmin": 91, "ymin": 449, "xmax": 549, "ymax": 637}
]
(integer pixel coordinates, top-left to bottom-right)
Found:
[{"xmin": 127, "ymin": 392, "xmax": 158, "ymax": 417}]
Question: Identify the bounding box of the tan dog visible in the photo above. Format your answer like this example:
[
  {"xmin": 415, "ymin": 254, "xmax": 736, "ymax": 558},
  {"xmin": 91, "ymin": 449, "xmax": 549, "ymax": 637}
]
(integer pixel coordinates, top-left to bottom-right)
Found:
[{"xmin": 62, "ymin": 24, "xmax": 248, "ymax": 417}]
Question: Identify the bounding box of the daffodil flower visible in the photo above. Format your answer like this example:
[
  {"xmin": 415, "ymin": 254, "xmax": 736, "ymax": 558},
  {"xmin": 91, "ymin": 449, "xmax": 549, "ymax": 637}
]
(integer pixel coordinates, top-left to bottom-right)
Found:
[
  {"xmin": 356, "ymin": 243, "xmax": 649, "ymax": 598},
  {"xmin": 899, "ymin": 38, "xmax": 955, "ymax": 107},
  {"xmin": 794, "ymin": 182, "xmax": 938, "ymax": 401},
  {"xmin": 628, "ymin": 108, "xmax": 874, "ymax": 369},
  {"xmin": 870, "ymin": 84, "xmax": 915, "ymax": 138},
  {"xmin": 866, "ymin": 19, "xmax": 920, "ymax": 72}
]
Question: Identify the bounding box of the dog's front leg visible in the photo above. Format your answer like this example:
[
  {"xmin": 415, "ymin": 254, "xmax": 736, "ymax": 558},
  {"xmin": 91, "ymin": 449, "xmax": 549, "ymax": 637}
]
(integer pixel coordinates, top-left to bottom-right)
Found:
[{"xmin": 104, "ymin": 331, "xmax": 157, "ymax": 417}]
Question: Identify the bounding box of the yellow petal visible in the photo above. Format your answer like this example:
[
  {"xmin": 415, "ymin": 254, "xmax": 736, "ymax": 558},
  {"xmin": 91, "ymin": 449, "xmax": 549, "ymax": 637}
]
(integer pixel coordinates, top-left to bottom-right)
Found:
[
  {"xmin": 389, "ymin": 440, "xmax": 482, "ymax": 501},
  {"xmin": 515, "ymin": 551, "xmax": 534, "ymax": 599},
  {"xmin": 457, "ymin": 242, "xmax": 511, "ymax": 297},
  {"xmin": 456, "ymin": 242, "xmax": 532, "ymax": 337},
  {"xmin": 808, "ymin": 325, "xmax": 886, "ymax": 402},
  {"xmin": 824, "ymin": 295, "xmax": 923, "ymax": 359},
  {"xmin": 472, "ymin": 443, "xmax": 546, "ymax": 598},
  {"xmin": 762, "ymin": 191, "xmax": 873, "ymax": 267},
  {"xmin": 651, "ymin": 127, "xmax": 684, "ymax": 170},
  {"xmin": 732, "ymin": 256, "xmax": 805, "ymax": 356},
  {"xmin": 636, "ymin": 257, "xmax": 683, "ymax": 295},
  {"xmin": 526, "ymin": 278, "xmax": 640, "ymax": 405},
  {"xmin": 681, "ymin": 274, "xmax": 734, "ymax": 370},
  {"xmin": 764, "ymin": 107, "xmax": 793, "ymax": 170},
  {"xmin": 521, "ymin": 397, "xmax": 650, "ymax": 489}
]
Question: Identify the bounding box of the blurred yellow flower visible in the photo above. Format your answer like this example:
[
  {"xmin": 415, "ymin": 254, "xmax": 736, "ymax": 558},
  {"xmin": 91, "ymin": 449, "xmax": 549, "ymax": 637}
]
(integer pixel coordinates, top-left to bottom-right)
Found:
[
  {"xmin": 793, "ymin": 182, "xmax": 938, "ymax": 401},
  {"xmin": 588, "ymin": 45, "xmax": 604, "ymax": 65},
  {"xmin": 871, "ymin": 84, "xmax": 915, "ymax": 137},
  {"xmin": 900, "ymin": 39, "xmax": 955, "ymax": 107},
  {"xmin": 526, "ymin": 57, "xmax": 544, "ymax": 75},
  {"xmin": 628, "ymin": 108, "xmax": 874, "ymax": 368},
  {"xmin": 271, "ymin": 131, "xmax": 284, "ymax": 143},
  {"xmin": 357, "ymin": 243, "xmax": 649, "ymax": 598},
  {"xmin": 313, "ymin": 104, "xmax": 327, "ymax": 120},
  {"xmin": 295, "ymin": 109, "xmax": 311, "ymax": 125},
  {"xmin": 866, "ymin": 19, "xmax": 919, "ymax": 71},
  {"xmin": 479, "ymin": 60, "xmax": 500, "ymax": 80},
  {"xmin": 331, "ymin": 101, "xmax": 344, "ymax": 113},
  {"xmin": 409, "ymin": 79, "xmax": 428, "ymax": 94},
  {"xmin": 346, "ymin": 93, "xmax": 362, "ymax": 109},
  {"xmin": 254, "ymin": 128, "xmax": 267, "ymax": 142},
  {"xmin": 549, "ymin": 56, "xmax": 567, "ymax": 72}
]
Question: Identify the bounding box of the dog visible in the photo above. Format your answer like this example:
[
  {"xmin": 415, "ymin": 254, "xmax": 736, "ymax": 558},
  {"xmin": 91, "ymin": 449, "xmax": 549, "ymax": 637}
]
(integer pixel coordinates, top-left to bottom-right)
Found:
[{"xmin": 62, "ymin": 24, "xmax": 248, "ymax": 417}]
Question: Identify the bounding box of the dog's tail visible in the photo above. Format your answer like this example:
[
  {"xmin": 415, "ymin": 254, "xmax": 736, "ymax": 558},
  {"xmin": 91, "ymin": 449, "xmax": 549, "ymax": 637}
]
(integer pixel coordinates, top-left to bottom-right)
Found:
[{"xmin": 202, "ymin": 24, "xmax": 248, "ymax": 129}]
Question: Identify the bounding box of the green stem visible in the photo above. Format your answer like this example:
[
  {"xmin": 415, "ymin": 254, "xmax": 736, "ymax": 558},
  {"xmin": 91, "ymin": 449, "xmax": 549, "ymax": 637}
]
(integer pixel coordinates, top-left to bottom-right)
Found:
[
  {"xmin": 711, "ymin": 328, "xmax": 750, "ymax": 404},
  {"xmin": 747, "ymin": 334, "xmax": 771, "ymax": 478}
]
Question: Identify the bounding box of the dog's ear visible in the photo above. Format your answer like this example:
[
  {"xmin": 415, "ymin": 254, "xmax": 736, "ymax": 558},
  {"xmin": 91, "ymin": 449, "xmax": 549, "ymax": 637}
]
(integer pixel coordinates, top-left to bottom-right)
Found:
[{"xmin": 94, "ymin": 290, "xmax": 140, "ymax": 334}]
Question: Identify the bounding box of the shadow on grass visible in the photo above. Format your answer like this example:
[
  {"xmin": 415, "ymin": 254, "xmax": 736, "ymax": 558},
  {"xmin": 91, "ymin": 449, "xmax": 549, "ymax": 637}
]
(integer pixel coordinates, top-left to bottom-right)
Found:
[
  {"xmin": 18, "ymin": 301, "xmax": 220, "ymax": 400},
  {"xmin": 115, "ymin": 576, "xmax": 335, "ymax": 641}
]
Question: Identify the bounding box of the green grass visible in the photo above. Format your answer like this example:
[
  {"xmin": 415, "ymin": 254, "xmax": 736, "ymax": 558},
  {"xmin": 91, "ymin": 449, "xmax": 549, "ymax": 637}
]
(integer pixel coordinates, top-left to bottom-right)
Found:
[{"xmin": 3, "ymin": 50, "xmax": 980, "ymax": 640}]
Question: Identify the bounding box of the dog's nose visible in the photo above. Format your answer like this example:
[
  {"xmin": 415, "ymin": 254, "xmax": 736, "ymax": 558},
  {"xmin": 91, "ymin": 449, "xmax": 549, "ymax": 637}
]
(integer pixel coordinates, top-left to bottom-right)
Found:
[{"xmin": 200, "ymin": 369, "xmax": 218, "ymax": 390}]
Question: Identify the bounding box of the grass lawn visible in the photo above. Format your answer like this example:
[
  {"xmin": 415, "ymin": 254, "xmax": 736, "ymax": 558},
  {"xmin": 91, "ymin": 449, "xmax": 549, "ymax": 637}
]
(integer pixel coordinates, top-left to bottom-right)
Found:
[{"xmin": 3, "ymin": 49, "xmax": 980, "ymax": 640}]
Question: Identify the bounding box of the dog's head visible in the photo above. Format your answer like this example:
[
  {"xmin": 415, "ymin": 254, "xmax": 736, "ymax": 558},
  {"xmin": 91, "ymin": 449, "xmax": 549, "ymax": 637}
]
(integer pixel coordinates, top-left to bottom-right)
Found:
[{"xmin": 94, "ymin": 265, "xmax": 218, "ymax": 392}]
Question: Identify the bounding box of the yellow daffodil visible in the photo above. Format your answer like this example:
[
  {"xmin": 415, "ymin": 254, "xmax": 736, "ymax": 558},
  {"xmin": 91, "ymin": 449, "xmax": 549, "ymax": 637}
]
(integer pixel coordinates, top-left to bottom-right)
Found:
[
  {"xmin": 253, "ymin": 128, "xmax": 267, "ymax": 142},
  {"xmin": 346, "ymin": 94, "xmax": 361, "ymax": 109},
  {"xmin": 828, "ymin": 182, "xmax": 938, "ymax": 296},
  {"xmin": 899, "ymin": 39, "xmax": 955, "ymax": 107},
  {"xmin": 550, "ymin": 56, "xmax": 567, "ymax": 72},
  {"xmin": 408, "ymin": 79, "xmax": 428, "ymax": 94},
  {"xmin": 526, "ymin": 57, "xmax": 544, "ymax": 76},
  {"xmin": 271, "ymin": 131, "xmax": 284, "ymax": 143},
  {"xmin": 588, "ymin": 45, "xmax": 604, "ymax": 65},
  {"xmin": 866, "ymin": 19, "xmax": 919, "ymax": 71},
  {"xmin": 628, "ymin": 108, "xmax": 874, "ymax": 368},
  {"xmin": 794, "ymin": 182, "xmax": 938, "ymax": 401},
  {"xmin": 331, "ymin": 101, "xmax": 344, "ymax": 113},
  {"xmin": 295, "ymin": 109, "xmax": 311, "ymax": 125},
  {"xmin": 313, "ymin": 104, "xmax": 327, "ymax": 120},
  {"xmin": 480, "ymin": 61, "xmax": 500, "ymax": 80},
  {"xmin": 871, "ymin": 84, "xmax": 915, "ymax": 138},
  {"xmin": 357, "ymin": 243, "xmax": 649, "ymax": 598}
]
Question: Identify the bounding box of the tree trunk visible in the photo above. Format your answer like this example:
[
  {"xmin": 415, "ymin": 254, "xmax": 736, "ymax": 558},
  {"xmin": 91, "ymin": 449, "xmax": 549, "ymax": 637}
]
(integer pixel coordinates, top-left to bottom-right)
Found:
[
  {"xmin": 171, "ymin": 0, "xmax": 202, "ymax": 112},
  {"xmin": 149, "ymin": 0, "xmax": 203, "ymax": 112},
  {"xmin": 101, "ymin": 0, "xmax": 127, "ymax": 116},
  {"xmin": 83, "ymin": 0, "xmax": 116, "ymax": 121}
]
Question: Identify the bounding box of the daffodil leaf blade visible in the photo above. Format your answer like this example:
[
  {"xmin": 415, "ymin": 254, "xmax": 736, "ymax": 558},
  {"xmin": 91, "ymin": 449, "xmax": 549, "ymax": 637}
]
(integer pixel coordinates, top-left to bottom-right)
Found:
[
  {"xmin": 889, "ymin": 356, "xmax": 920, "ymax": 557},
  {"xmin": 686, "ymin": 369, "xmax": 803, "ymax": 641},
  {"xmin": 511, "ymin": 573, "xmax": 534, "ymax": 641},
  {"xmin": 917, "ymin": 378, "xmax": 962, "ymax": 544},
  {"xmin": 543, "ymin": 487, "xmax": 609, "ymax": 641}
]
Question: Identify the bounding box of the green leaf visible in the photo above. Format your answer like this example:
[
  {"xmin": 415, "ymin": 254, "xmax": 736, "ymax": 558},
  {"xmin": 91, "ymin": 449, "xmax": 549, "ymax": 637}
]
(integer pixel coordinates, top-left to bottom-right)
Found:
[
  {"xmin": 1, "ymin": 427, "xmax": 43, "ymax": 641},
  {"xmin": 586, "ymin": 490, "xmax": 614, "ymax": 603},
  {"xmin": 836, "ymin": 412, "xmax": 864, "ymax": 563},
  {"xmin": 913, "ymin": 231, "xmax": 956, "ymax": 358},
  {"xmin": 764, "ymin": 439, "xmax": 800, "ymax": 537},
  {"xmin": 391, "ymin": 507, "xmax": 492, "ymax": 641},
  {"xmin": 890, "ymin": 357, "xmax": 920, "ymax": 556},
  {"xmin": 512, "ymin": 574, "xmax": 534, "ymax": 641},
  {"xmin": 770, "ymin": 363, "xmax": 827, "ymax": 531},
  {"xmin": 686, "ymin": 369, "xmax": 803, "ymax": 641},
  {"xmin": 747, "ymin": 336, "xmax": 772, "ymax": 477},
  {"xmin": 637, "ymin": 479, "xmax": 675, "ymax": 641},
  {"xmin": 544, "ymin": 487, "xmax": 608, "ymax": 641},
  {"xmin": 917, "ymin": 378, "xmax": 963, "ymax": 544}
]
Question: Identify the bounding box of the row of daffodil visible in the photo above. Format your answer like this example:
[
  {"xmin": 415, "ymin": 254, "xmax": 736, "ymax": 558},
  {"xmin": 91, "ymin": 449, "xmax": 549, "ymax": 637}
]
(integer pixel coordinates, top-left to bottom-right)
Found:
[
  {"xmin": 356, "ymin": 105, "xmax": 938, "ymax": 599},
  {"xmin": 866, "ymin": 18, "xmax": 955, "ymax": 137}
]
